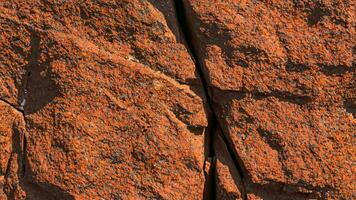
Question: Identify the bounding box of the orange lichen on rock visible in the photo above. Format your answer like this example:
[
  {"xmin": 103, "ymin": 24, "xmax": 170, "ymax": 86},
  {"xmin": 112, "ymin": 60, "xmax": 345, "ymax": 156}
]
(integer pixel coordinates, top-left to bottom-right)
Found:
[
  {"xmin": 1, "ymin": 1, "xmax": 208, "ymax": 199},
  {"xmin": 0, "ymin": 0, "xmax": 355, "ymax": 199},
  {"xmin": 182, "ymin": 0, "xmax": 355, "ymax": 199}
]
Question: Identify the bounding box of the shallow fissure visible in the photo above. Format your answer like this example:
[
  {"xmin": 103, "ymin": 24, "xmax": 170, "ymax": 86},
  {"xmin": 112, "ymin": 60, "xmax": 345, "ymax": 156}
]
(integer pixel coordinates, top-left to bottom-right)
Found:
[
  {"xmin": 0, "ymin": 98, "xmax": 23, "ymax": 113},
  {"xmin": 0, "ymin": 98, "xmax": 27, "ymax": 199},
  {"xmin": 173, "ymin": 1, "xmax": 247, "ymax": 199}
]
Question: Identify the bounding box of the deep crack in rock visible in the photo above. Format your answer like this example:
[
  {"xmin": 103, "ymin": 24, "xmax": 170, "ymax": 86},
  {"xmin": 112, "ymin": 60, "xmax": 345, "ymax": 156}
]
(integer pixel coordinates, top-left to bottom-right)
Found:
[{"xmin": 173, "ymin": 1, "xmax": 247, "ymax": 199}]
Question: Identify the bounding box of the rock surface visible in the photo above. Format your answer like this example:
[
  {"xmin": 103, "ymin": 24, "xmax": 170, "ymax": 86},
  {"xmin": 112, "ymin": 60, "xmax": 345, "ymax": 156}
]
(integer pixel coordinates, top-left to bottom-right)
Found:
[
  {"xmin": 0, "ymin": 101, "xmax": 26, "ymax": 200},
  {"xmin": 182, "ymin": 0, "xmax": 355, "ymax": 199},
  {"xmin": 214, "ymin": 129, "xmax": 244, "ymax": 200},
  {"xmin": 1, "ymin": 1, "xmax": 208, "ymax": 199},
  {"xmin": 0, "ymin": 0, "xmax": 355, "ymax": 200}
]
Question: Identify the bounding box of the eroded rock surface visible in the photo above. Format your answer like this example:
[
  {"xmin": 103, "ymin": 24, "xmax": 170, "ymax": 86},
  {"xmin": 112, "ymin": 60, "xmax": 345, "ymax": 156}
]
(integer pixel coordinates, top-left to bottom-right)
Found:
[
  {"xmin": 0, "ymin": 101, "xmax": 26, "ymax": 200},
  {"xmin": 181, "ymin": 0, "xmax": 355, "ymax": 199},
  {"xmin": 214, "ymin": 129, "xmax": 244, "ymax": 200},
  {"xmin": 1, "ymin": 0, "xmax": 355, "ymax": 200},
  {"xmin": 1, "ymin": 1, "xmax": 208, "ymax": 199}
]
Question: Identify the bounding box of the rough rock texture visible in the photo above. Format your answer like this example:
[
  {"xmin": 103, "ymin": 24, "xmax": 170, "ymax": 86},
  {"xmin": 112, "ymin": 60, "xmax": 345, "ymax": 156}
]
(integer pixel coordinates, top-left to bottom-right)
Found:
[
  {"xmin": 0, "ymin": 1, "xmax": 208, "ymax": 199},
  {"xmin": 214, "ymin": 129, "xmax": 244, "ymax": 200},
  {"xmin": 181, "ymin": 0, "xmax": 355, "ymax": 199},
  {"xmin": 0, "ymin": 101, "xmax": 26, "ymax": 200},
  {"xmin": 1, "ymin": 0, "xmax": 355, "ymax": 200}
]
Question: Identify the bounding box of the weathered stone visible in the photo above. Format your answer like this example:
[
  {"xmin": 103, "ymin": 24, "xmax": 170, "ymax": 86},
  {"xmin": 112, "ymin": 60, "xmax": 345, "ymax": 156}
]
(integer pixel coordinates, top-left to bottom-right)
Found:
[
  {"xmin": 0, "ymin": 101, "xmax": 26, "ymax": 200},
  {"xmin": 214, "ymin": 129, "xmax": 244, "ymax": 200},
  {"xmin": 1, "ymin": 1, "xmax": 208, "ymax": 199},
  {"xmin": 181, "ymin": 0, "xmax": 355, "ymax": 199},
  {"xmin": 1, "ymin": 0, "xmax": 355, "ymax": 199}
]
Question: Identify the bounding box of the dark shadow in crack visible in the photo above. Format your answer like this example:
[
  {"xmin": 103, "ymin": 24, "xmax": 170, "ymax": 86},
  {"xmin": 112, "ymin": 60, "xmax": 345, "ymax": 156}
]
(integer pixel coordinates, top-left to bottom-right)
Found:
[
  {"xmin": 21, "ymin": 181, "xmax": 75, "ymax": 200},
  {"xmin": 172, "ymin": 1, "xmax": 218, "ymax": 200},
  {"xmin": 147, "ymin": 0, "xmax": 185, "ymax": 43},
  {"xmin": 307, "ymin": 4, "xmax": 331, "ymax": 26},
  {"xmin": 344, "ymin": 98, "xmax": 355, "ymax": 118},
  {"xmin": 285, "ymin": 60, "xmax": 310, "ymax": 72},
  {"xmin": 215, "ymin": 129, "xmax": 245, "ymax": 199},
  {"xmin": 11, "ymin": 125, "xmax": 25, "ymax": 179},
  {"xmin": 318, "ymin": 63, "xmax": 355, "ymax": 76},
  {"xmin": 3, "ymin": 125, "xmax": 23, "ymax": 200},
  {"xmin": 20, "ymin": 29, "xmax": 60, "ymax": 115},
  {"xmin": 252, "ymin": 91, "xmax": 312, "ymax": 106}
]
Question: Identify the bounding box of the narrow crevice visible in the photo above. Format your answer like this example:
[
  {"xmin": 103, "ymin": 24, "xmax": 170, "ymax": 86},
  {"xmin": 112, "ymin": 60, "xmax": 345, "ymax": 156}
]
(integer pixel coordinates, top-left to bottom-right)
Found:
[
  {"xmin": 14, "ymin": 69, "xmax": 31, "ymax": 185},
  {"xmin": 1, "ymin": 29, "xmax": 37, "ymax": 198},
  {"xmin": 18, "ymin": 71, "xmax": 31, "ymax": 181},
  {"xmin": 1, "ymin": 100, "xmax": 27, "ymax": 199},
  {"xmin": 20, "ymin": 133, "xmax": 27, "ymax": 179},
  {"xmin": 17, "ymin": 28, "xmax": 40, "ymax": 181},
  {"xmin": 173, "ymin": 1, "xmax": 247, "ymax": 199},
  {"xmin": 173, "ymin": 1, "xmax": 216, "ymax": 199},
  {"xmin": 217, "ymin": 126, "xmax": 247, "ymax": 199},
  {"xmin": 3, "ymin": 102, "xmax": 27, "ymax": 181}
]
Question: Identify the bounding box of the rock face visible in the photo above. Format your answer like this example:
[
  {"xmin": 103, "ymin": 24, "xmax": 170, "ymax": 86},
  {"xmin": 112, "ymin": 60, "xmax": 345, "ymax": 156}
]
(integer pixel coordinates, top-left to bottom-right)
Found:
[
  {"xmin": 0, "ymin": 102, "xmax": 26, "ymax": 200},
  {"xmin": 0, "ymin": 0, "xmax": 355, "ymax": 200},
  {"xmin": 1, "ymin": 1, "xmax": 208, "ymax": 199},
  {"xmin": 181, "ymin": 0, "xmax": 355, "ymax": 199}
]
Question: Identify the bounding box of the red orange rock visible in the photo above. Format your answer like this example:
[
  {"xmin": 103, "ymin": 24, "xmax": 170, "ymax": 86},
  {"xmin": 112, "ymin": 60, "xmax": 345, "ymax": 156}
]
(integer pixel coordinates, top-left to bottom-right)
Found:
[
  {"xmin": 1, "ymin": 1, "xmax": 208, "ymax": 199},
  {"xmin": 182, "ymin": 0, "xmax": 355, "ymax": 199},
  {"xmin": 0, "ymin": 101, "xmax": 26, "ymax": 200},
  {"xmin": 1, "ymin": 0, "xmax": 355, "ymax": 199},
  {"xmin": 214, "ymin": 129, "xmax": 244, "ymax": 200}
]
